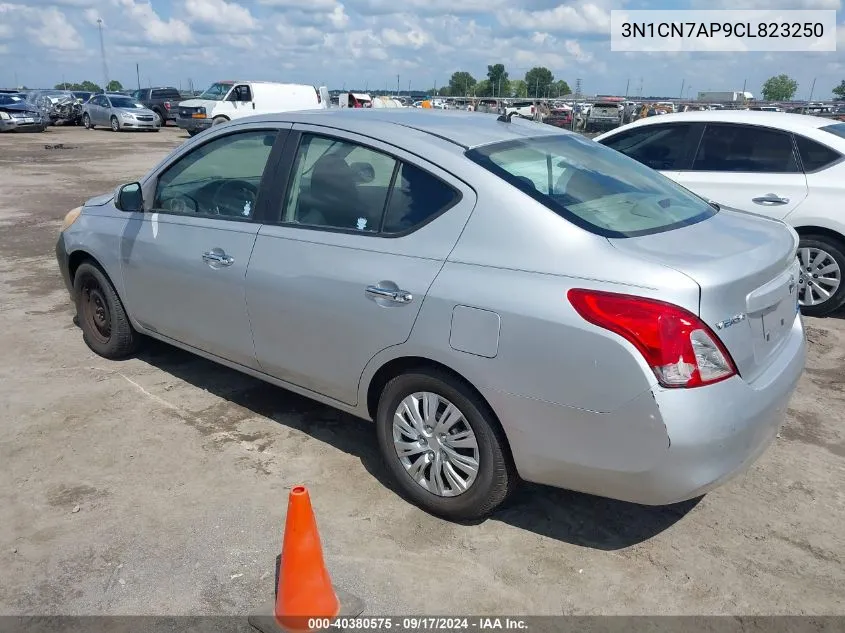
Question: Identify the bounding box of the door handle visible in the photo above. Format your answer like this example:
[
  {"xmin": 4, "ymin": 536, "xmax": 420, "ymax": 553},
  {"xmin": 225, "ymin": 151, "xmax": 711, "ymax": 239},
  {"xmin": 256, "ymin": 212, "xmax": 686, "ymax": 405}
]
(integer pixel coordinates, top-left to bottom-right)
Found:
[
  {"xmin": 752, "ymin": 193, "xmax": 789, "ymax": 205},
  {"xmin": 365, "ymin": 285, "xmax": 413, "ymax": 303},
  {"xmin": 202, "ymin": 250, "xmax": 234, "ymax": 266}
]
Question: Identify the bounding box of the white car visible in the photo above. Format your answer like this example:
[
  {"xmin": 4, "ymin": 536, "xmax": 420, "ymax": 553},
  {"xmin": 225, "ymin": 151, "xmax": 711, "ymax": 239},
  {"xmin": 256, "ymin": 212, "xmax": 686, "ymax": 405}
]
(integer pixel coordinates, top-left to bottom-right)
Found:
[{"xmin": 596, "ymin": 111, "xmax": 845, "ymax": 316}]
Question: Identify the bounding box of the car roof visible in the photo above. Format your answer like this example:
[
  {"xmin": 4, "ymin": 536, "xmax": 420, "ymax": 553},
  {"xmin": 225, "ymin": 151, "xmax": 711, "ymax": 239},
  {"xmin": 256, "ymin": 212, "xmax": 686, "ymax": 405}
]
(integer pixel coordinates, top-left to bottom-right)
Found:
[
  {"xmin": 270, "ymin": 109, "xmax": 567, "ymax": 149},
  {"xmin": 611, "ymin": 109, "xmax": 837, "ymax": 132}
]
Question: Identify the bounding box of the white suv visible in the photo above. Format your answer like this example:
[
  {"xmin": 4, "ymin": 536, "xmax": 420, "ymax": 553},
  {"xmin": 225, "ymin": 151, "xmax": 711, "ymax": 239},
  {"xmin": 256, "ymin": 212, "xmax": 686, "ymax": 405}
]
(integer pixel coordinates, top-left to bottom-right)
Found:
[{"xmin": 596, "ymin": 111, "xmax": 845, "ymax": 316}]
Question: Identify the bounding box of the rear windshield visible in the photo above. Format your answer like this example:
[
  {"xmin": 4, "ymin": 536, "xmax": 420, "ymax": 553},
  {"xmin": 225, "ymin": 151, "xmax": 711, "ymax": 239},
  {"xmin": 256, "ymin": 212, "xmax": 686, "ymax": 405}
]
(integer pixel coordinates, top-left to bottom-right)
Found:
[
  {"xmin": 465, "ymin": 134, "xmax": 717, "ymax": 238},
  {"xmin": 821, "ymin": 123, "xmax": 845, "ymax": 140}
]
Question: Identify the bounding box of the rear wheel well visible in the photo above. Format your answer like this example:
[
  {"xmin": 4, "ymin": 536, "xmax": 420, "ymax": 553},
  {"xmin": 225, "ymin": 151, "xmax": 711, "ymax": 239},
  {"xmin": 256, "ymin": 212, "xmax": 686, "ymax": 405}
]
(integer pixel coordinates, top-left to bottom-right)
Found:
[
  {"xmin": 365, "ymin": 356, "xmax": 515, "ymax": 463},
  {"xmin": 794, "ymin": 226, "xmax": 845, "ymax": 248}
]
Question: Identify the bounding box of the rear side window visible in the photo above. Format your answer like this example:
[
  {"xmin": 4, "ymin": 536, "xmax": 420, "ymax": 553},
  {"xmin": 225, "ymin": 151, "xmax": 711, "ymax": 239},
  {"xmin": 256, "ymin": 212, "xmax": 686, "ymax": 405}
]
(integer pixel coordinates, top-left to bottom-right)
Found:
[
  {"xmin": 466, "ymin": 134, "xmax": 716, "ymax": 238},
  {"xmin": 692, "ymin": 124, "xmax": 798, "ymax": 173},
  {"xmin": 795, "ymin": 135, "xmax": 841, "ymax": 172},
  {"xmin": 382, "ymin": 163, "xmax": 460, "ymax": 233},
  {"xmin": 599, "ymin": 124, "xmax": 694, "ymax": 170}
]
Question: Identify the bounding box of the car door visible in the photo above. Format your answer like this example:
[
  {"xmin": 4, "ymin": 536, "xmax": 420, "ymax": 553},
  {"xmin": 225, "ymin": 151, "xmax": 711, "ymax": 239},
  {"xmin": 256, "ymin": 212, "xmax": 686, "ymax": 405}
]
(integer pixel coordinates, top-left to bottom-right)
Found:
[
  {"xmin": 673, "ymin": 123, "xmax": 809, "ymax": 220},
  {"xmin": 120, "ymin": 125, "xmax": 288, "ymax": 368},
  {"xmin": 245, "ymin": 126, "xmax": 476, "ymax": 405},
  {"xmin": 88, "ymin": 95, "xmax": 102, "ymax": 124}
]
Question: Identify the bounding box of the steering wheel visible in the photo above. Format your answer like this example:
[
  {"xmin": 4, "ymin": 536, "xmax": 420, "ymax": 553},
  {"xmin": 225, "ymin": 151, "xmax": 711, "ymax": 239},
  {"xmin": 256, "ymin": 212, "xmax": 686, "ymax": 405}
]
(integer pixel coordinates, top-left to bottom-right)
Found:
[
  {"xmin": 209, "ymin": 179, "xmax": 258, "ymax": 217},
  {"xmin": 161, "ymin": 194, "xmax": 198, "ymax": 214}
]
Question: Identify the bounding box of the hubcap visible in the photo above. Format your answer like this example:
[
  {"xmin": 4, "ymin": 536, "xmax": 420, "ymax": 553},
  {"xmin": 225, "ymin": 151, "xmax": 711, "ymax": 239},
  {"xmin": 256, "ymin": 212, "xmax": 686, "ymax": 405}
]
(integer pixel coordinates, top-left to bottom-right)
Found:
[
  {"xmin": 797, "ymin": 247, "xmax": 841, "ymax": 307},
  {"xmin": 392, "ymin": 392, "xmax": 479, "ymax": 497}
]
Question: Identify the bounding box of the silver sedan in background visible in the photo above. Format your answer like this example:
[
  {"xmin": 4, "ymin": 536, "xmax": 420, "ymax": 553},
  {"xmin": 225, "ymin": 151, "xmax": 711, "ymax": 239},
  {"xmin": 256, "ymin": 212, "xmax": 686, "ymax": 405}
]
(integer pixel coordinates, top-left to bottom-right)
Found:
[
  {"xmin": 55, "ymin": 110, "xmax": 806, "ymax": 520},
  {"xmin": 82, "ymin": 93, "xmax": 160, "ymax": 132}
]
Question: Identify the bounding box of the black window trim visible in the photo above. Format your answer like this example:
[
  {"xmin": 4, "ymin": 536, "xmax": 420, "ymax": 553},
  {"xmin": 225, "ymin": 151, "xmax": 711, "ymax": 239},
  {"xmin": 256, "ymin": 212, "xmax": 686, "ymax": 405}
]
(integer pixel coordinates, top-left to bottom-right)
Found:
[
  {"xmin": 686, "ymin": 121, "xmax": 801, "ymax": 175},
  {"xmin": 465, "ymin": 135, "xmax": 717, "ymax": 239},
  {"xmin": 270, "ymin": 129, "xmax": 464, "ymax": 239},
  {"xmin": 149, "ymin": 126, "xmax": 288, "ymax": 224},
  {"xmin": 793, "ymin": 132, "xmax": 845, "ymax": 175}
]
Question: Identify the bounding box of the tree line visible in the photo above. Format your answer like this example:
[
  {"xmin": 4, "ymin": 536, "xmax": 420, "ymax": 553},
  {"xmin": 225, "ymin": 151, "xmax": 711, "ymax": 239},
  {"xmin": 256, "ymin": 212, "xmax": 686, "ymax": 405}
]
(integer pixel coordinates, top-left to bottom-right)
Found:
[
  {"xmin": 756, "ymin": 75, "xmax": 844, "ymax": 101},
  {"xmin": 53, "ymin": 80, "xmax": 125, "ymax": 92},
  {"xmin": 433, "ymin": 65, "xmax": 571, "ymax": 98}
]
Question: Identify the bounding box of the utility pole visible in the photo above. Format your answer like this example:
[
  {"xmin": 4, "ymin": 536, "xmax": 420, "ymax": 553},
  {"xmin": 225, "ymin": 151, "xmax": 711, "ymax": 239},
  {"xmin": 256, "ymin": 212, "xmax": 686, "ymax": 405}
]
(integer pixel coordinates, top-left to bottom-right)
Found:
[
  {"xmin": 136, "ymin": 63, "xmax": 141, "ymax": 91},
  {"xmin": 638, "ymin": 77, "xmax": 643, "ymax": 97},
  {"xmin": 97, "ymin": 18, "xmax": 109, "ymax": 91},
  {"xmin": 680, "ymin": 78, "xmax": 685, "ymax": 99},
  {"xmin": 408, "ymin": 80, "xmax": 411, "ymax": 95},
  {"xmin": 742, "ymin": 78, "xmax": 747, "ymax": 93},
  {"xmin": 809, "ymin": 77, "xmax": 816, "ymax": 102},
  {"xmin": 575, "ymin": 78, "xmax": 582, "ymax": 99},
  {"xmin": 396, "ymin": 74, "xmax": 400, "ymax": 96},
  {"xmin": 625, "ymin": 78, "xmax": 630, "ymax": 99}
]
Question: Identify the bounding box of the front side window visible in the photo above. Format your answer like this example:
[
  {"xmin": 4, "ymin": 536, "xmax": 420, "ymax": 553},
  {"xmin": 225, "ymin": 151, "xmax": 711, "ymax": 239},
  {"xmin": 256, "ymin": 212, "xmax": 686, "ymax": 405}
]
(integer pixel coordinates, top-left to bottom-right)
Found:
[
  {"xmin": 692, "ymin": 123, "xmax": 798, "ymax": 173},
  {"xmin": 154, "ymin": 130, "xmax": 278, "ymax": 219},
  {"xmin": 466, "ymin": 134, "xmax": 716, "ymax": 238},
  {"xmin": 598, "ymin": 124, "xmax": 694, "ymax": 171},
  {"xmin": 282, "ymin": 133, "xmax": 459, "ymax": 234}
]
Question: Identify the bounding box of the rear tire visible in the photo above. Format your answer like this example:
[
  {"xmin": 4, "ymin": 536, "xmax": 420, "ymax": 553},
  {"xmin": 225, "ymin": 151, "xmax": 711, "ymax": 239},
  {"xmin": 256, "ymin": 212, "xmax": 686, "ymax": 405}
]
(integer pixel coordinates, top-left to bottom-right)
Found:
[
  {"xmin": 375, "ymin": 369, "xmax": 515, "ymax": 521},
  {"xmin": 798, "ymin": 234, "xmax": 845, "ymax": 317},
  {"xmin": 73, "ymin": 262, "xmax": 139, "ymax": 359},
  {"xmin": 153, "ymin": 110, "xmax": 163, "ymax": 127},
  {"xmin": 187, "ymin": 129, "xmax": 199, "ymax": 137}
]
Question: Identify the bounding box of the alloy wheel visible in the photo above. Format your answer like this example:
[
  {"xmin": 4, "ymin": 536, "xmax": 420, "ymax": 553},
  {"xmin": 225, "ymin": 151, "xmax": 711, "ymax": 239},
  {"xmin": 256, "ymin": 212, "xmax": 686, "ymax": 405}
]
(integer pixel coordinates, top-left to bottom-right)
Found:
[
  {"xmin": 392, "ymin": 392, "xmax": 480, "ymax": 497},
  {"xmin": 798, "ymin": 247, "xmax": 841, "ymax": 307}
]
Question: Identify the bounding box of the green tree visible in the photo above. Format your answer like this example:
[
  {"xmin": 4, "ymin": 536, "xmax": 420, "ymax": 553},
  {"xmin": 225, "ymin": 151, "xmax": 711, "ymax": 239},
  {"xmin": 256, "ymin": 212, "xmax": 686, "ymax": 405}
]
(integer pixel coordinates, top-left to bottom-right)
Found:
[
  {"xmin": 510, "ymin": 79, "xmax": 528, "ymax": 98},
  {"xmin": 107, "ymin": 80, "xmax": 123, "ymax": 92},
  {"xmin": 833, "ymin": 79, "xmax": 845, "ymax": 100},
  {"xmin": 552, "ymin": 80, "xmax": 571, "ymax": 97},
  {"xmin": 474, "ymin": 80, "xmax": 492, "ymax": 97},
  {"xmin": 486, "ymin": 63, "xmax": 510, "ymax": 98},
  {"xmin": 448, "ymin": 71, "xmax": 476, "ymax": 97},
  {"xmin": 524, "ymin": 67, "xmax": 554, "ymax": 97},
  {"xmin": 80, "ymin": 80, "xmax": 102, "ymax": 92},
  {"xmin": 761, "ymin": 74, "xmax": 798, "ymax": 101}
]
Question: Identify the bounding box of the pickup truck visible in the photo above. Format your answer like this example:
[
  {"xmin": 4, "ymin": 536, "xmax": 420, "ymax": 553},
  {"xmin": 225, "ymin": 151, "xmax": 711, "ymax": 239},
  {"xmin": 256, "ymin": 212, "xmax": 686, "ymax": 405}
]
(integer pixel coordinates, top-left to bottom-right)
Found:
[
  {"xmin": 585, "ymin": 102, "xmax": 622, "ymax": 132},
  {"xmin": 129, "ymin": 87, "xmax": 182, "ymax": 126}
]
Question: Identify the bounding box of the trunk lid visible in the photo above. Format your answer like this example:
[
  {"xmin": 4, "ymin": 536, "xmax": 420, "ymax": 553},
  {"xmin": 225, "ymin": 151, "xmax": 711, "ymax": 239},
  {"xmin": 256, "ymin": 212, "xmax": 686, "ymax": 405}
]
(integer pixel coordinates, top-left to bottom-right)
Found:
[{"xmin": 609, "ymin": 209, "xmax": 800, "ymax": 383}]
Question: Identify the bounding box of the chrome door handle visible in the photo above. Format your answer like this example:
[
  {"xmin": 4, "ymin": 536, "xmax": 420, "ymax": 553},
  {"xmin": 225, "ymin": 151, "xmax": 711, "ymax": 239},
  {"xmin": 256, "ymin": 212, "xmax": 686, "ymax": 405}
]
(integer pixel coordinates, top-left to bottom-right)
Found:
[
  {"xmin": 752, "ymin": 193, "xmax": 789, "ymax": 205},
  {"xmin": 202, "ymin": 250, "xmax": 234, "ymax": 266},
  {"xmin": 365, "ymin": 285, "xmax": 413, "ymax": 303}
]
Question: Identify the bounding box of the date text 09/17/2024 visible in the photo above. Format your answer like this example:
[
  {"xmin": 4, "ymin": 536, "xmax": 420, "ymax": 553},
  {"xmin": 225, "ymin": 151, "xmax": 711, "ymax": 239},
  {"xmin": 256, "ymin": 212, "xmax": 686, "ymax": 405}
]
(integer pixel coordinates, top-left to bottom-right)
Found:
[{"xmin": 307, "ymin": 617, "xmax": 529, "ymax": 630}]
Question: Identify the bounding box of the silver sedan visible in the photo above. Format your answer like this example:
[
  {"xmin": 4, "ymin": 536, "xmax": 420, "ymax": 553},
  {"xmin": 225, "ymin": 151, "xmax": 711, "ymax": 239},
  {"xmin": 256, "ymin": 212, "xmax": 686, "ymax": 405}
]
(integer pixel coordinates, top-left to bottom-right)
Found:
[
  {"xmin": 55, "ymin": 110, "xmax": 806, "ymax": 520},
  {"xmin": 82, "ymin": 93, "xmax": 160, "ymax": 132}
]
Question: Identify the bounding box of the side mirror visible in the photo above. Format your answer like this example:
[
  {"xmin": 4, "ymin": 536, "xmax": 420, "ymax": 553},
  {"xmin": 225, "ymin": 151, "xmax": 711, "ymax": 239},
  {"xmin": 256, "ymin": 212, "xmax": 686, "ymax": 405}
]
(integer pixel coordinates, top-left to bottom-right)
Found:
[{"xmin": 116, "ymin": 182, "xmax": 144, "ymax": 212}]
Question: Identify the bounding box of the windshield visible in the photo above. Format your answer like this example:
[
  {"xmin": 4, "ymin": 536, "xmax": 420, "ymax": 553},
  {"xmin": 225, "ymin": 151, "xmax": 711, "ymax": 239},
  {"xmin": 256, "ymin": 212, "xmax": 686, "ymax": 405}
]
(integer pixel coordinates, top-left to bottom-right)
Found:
[
  {"xmin": 198, "ymin": 82, "xmax": 233, "ymax": 101},
  {"xmin": 821, "ymin": 123, "xmax": 845, "ymax": 140},
  {"xmin": 466, "ymin": 134, "xmax": 717, "ymax": 238},
  {"xmin": 109, "ymin": 97, "xmax": 144, "ymax": 109}
]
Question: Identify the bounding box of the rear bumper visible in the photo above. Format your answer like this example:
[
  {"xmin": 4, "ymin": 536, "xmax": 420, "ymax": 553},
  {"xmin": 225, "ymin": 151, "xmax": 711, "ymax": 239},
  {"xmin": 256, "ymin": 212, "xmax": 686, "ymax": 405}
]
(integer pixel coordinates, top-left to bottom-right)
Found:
[{"xmin": 489, "ymin": 316, "xmax": 806, "ymax": 505}]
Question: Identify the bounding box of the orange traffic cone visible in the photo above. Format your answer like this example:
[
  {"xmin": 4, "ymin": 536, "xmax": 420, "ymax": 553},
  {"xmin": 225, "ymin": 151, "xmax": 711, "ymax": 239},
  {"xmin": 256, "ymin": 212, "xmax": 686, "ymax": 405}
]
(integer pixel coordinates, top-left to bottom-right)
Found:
[{"xmin": 249, "ymin": 485, "xmax": 364, "ymax": 633}]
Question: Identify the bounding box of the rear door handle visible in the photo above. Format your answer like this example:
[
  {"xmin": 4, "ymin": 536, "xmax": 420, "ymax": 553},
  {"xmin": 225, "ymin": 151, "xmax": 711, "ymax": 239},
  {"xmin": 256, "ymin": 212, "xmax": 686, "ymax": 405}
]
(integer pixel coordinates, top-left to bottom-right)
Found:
[
  {"xmin": 202, "ymin": 249, "xmax": 234, "ymax": 267},
  {"xmin": 365, "ymin": 285, "xmax": 413, "ymax": 304},
  {"xmin": 752, "ymin": 193, "xmax": 789, "ymax": 205}
]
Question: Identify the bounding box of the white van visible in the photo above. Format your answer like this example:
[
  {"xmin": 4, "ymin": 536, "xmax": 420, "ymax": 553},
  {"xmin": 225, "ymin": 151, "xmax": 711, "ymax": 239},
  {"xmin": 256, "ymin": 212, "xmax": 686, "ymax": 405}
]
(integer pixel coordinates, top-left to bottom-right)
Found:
[
  {"xmin": 176, "ymin": 81, "xmax": 327, "ymax": 136},
  {"xmin": 338, "ymin": 92, "xmax": 373, "ymax": 108}
]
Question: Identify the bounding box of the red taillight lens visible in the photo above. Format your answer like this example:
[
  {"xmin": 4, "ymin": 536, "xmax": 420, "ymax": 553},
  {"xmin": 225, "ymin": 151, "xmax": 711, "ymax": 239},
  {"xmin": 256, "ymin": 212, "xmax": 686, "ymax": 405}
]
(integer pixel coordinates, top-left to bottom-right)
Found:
[
  {"xmin": 531, "ymin": 105, "xmax": 535, "ymax": 114},
  {"xmin": 567, "ymin": 289, "xmax": 737, "ymax": 388},
  {"xmin": 164, "ymin": 101, "xmax": 171, "ymax": 109}
]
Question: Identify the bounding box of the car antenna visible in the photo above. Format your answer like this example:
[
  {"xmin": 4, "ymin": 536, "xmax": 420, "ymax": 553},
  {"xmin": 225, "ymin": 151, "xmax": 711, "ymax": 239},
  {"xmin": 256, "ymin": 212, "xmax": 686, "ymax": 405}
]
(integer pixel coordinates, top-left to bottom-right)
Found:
[{"xmin": 497, "ymin": 111, "xmax": 516, "ymax": 123}]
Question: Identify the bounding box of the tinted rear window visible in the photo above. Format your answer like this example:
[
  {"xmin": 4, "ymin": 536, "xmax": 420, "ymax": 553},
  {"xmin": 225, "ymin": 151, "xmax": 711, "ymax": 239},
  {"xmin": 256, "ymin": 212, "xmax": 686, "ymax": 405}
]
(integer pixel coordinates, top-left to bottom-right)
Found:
[
  {"xmin": 153, "ymin": 89, "xmax": 180, "ymax": 99},
  {"xmin": 821, "ymin": 123, "xmax": 845, "ymax": 140},
  {"xmin": 466, "ymin": 135, "xmax": 716, "ymax": 238},
  {"xmin": 795, "ymin": 135, "xmax": 841, "ymax": 171}
]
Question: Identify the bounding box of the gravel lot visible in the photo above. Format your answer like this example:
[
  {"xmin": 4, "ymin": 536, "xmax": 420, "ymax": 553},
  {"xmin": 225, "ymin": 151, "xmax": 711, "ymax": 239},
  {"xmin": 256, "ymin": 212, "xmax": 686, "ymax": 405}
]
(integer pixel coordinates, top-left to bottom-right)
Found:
[{"xmin": 1, "ymin": 126, "xmax": 844, "ymax": 617}]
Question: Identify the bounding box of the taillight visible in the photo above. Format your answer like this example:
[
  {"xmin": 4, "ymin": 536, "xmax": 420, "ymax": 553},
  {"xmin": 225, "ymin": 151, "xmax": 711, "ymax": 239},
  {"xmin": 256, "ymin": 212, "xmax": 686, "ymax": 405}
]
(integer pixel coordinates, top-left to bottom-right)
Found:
[
  {"xmin": 567, "ymin": 289, "xmax": 737, "ymax": 388},
  {"xmin": 164, "ymin": 101, "xmax": 171, "ymax": 110},
  {"xmin": 531, "ymin": 105, "xmax": 535, "ymax": 114}
]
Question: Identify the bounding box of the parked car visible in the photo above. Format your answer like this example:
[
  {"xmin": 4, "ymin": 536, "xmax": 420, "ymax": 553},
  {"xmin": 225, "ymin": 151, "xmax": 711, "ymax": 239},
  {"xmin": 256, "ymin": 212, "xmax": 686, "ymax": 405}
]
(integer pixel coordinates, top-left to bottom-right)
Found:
[
  {"xmin": 82, "ymin": 93, "xmax": 160, "ymax": 132},
  {"xmin": 56, "ymin": 110, "xmax": 806, "ymax": 520},
  {"xmin": 130, "ymin": 86, "xmax": 182, "ymax": 126},
  {"xmin": 0, "ymin": 93, "xmax": 46, "ymax": 132},
  {"xmin": 505, "ymin": 100, "xmax": 536, "ymax": 118},
  {"xmin": 176, "ymin": 81, "xmax": 328, "ymax": 136},
  {"xmin": 586, "ymin": 101, "xmax": 623, "ymax": 132},
  {"xmin": 28, "ymin": 90, "xmax": 82, "ymax": 125},
  {"xmin": 595, "ymin": 111, "xmax": 845, "ymax": 316}
]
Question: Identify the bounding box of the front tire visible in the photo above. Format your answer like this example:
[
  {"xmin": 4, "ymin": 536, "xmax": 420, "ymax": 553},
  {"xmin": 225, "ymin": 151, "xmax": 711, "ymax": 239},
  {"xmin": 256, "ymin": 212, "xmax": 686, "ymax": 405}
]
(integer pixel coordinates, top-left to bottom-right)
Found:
[
  {"xmin": 110, "ymin": 116, "xmax": 120, "ymax": 132},
  {"xmin": 73, "ymin": 262, "xmax": 139, "ymax": 359},
  {"xmin": 211, "ymin": 116, "xmax": 228, "ymax": 126},
  {"xmin": 82, "ymin": 113, "xmax": 92, "ymax": 129},
  {"xmin": 375, "ymin": 370, "xmax": 514, "ymax": 521},
  {"xmin": 798, "ymin": 235, "xmax": 845, "ymax": 317}
]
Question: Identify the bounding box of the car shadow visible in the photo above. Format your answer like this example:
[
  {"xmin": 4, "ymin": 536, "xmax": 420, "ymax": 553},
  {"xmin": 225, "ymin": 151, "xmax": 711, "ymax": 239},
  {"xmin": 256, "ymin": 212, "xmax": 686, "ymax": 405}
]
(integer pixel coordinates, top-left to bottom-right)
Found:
[{"xmin": 132, "ymin": 337, "xmax": 698, "ymax": 550}]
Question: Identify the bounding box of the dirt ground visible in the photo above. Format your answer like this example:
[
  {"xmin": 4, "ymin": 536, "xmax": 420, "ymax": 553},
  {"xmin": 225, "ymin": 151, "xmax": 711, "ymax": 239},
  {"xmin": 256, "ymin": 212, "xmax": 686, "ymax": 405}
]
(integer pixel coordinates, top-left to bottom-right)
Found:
[{"xmin": 1, "ymin": 126, "xmax": 844, "ymax": 617}]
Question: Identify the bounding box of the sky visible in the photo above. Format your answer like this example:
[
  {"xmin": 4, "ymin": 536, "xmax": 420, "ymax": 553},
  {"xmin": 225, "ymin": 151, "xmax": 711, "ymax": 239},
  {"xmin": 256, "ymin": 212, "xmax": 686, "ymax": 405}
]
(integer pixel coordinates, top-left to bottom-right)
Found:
[{"xmin": 1, "ymin": 0, "xmax": 844, "ymax": 98}]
